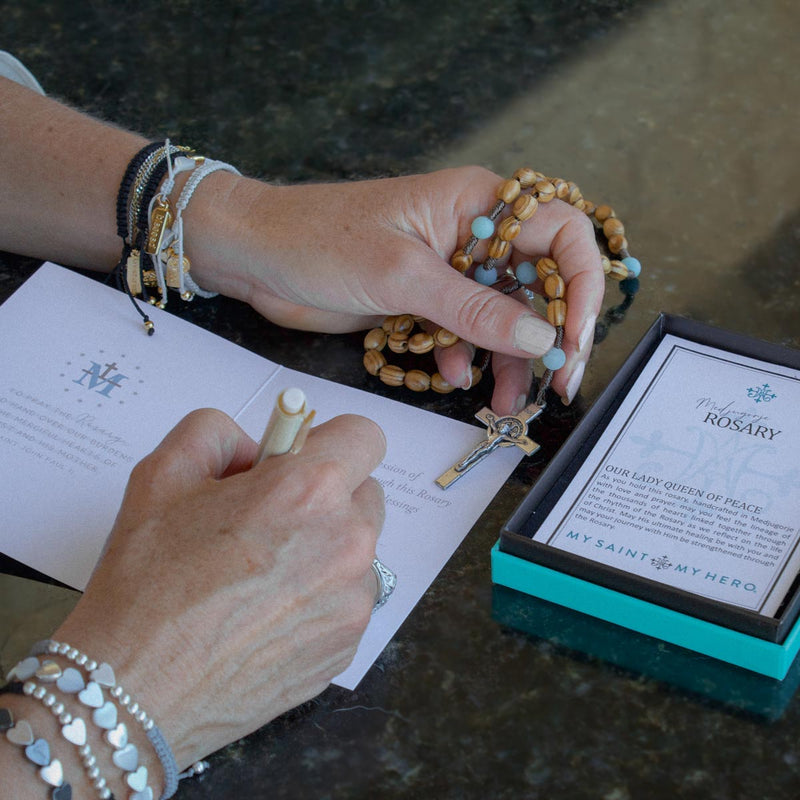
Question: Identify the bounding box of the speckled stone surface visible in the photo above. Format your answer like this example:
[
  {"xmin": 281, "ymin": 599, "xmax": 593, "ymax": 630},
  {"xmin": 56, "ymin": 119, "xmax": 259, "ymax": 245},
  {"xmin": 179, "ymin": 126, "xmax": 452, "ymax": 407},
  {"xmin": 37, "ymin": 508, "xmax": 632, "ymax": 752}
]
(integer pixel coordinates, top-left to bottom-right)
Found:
[{"xmin": 2, "ymin": 1, "xmax": 800, "ymax": 798}]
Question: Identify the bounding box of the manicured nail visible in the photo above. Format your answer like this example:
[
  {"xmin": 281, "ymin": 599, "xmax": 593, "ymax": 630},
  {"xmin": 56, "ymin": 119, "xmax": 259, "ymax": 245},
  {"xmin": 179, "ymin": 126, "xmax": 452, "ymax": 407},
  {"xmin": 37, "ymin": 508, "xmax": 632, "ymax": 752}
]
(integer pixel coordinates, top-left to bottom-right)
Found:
[
  {"xmin": 578, "ymin": 315, "xmax": 597, "ymax": 353},
  {"xmin": 562, "ymin": 361, "xmax": 586, "ymax": 406},
  {"xmin": 513, "ymin": 314, "xmax": 555, "ymax": 356},
  {"xmin": 457, "ymin": 344, "xmax": 476, "ymax": 389}
]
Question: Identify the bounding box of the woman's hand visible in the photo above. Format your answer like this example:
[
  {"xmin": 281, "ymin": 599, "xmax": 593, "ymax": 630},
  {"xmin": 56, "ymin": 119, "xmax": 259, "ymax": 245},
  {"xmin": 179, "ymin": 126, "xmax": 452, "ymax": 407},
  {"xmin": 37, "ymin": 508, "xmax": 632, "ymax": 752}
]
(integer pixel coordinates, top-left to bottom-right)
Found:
[
  {"xmin": 190, "ymin": 167, "xmax": 606, "ymax": 413},
  {"xmin": 53, "ymin": 408, "xmax": 386, "ymax": 773}
]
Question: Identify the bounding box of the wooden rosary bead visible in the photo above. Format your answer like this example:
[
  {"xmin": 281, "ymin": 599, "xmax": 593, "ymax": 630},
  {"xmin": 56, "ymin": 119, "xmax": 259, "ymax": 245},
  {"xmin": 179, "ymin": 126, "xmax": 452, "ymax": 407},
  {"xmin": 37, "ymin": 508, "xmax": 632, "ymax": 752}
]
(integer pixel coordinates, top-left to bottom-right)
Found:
[
  {"xmin": 363, "ymin": 349, "xmax": 386, "ymax": 375},
  {"xmin": 431, "ymin": 373, "xmax": 455, "ymax": 394},
  {"xmin": 512, "ymin": 194, "xmax": 538, "ymax": 221},
  {"xmin": 408, "ymin": 331, "xmax": 435, "ymax": 354},
  {"xmin": 391, "ymin": 314, "xmax": 414, "ymax": 334},
  {"xmin": 568, "ymin": 182, "xmax": 583, "ymax": 205},
  {"xmin": 602, "ymin": 217, "xmax": 625, "ymax": 238},
  {"xmin": 572, "ymin": 198, "xmax": 588, "ymax": 213},
  {"xmin": 364, "ymin": 327, "xmax": 387, "ymax": 350},
  {"xmin": 536, "ymin": 257, "xmax": 559, "ymax": 281},
  {"xmin": 512, "ymin": 167, "xmax": 537, "ymax": 188},
  {"xmin": 451, "ymin": 250, "xmax": 473, "ymax": 273},
  {"xmin": 534, "ymin": 180, "xmax": 556, "ymax": 202},
  {"xmin": 471, "ymin": 365, "xmax": 483, "ymax": 387},
  {"xmin": 379, "ymin": 364, "xmax": 406, "ymax": 387},
  {"xmin": 381, "ymin": 316, "xmax": 395, "ymax": 332},
  {"xmin": 434, "ymin": 328, "xmax": 459, "ymax": 347},
  {"xmin": 497, "ymin": 216, "xmax": 522, "ymax": 241},
  {"xmin": 601, "ymin": 255, "xmax": 612, "ymax": 275},
  {"xmin": 607, "ymin": 260, "xmax": 629, "ymax": 281},
  {"xmin": 387, "ymin": 332, "xmax": 409, "ymax": 353},
  {"xmin": 608, "ymin": 234, "xmax": 628, "ymax": 254},
  {"xmin": 404, "ymin": 369, "xmax": 431, "ymax": 392},
  {"xmin": 547, "ymin": 299, "xmax": 567, "ymax": 327},
  {"xmin": 553, "ymin": 178, "xmax": 570, "ymax": 199},
  {"xmin": 544, "ymin": 272, "xmax": 566, "ymax": 300},
  {"xmin": 497, "ymin": 178, "xmax": 522, "ymax": 204},
  {"xmin": 582, "ymin": 199, "xmax": 597, "ymax": 217},
  {"xmin": 488, "ymin": 237, "xmax": 511, "ymax": 260},
  {"xmin": 594, "ymin": 204, "xmax": 615, "ymax": 223}
]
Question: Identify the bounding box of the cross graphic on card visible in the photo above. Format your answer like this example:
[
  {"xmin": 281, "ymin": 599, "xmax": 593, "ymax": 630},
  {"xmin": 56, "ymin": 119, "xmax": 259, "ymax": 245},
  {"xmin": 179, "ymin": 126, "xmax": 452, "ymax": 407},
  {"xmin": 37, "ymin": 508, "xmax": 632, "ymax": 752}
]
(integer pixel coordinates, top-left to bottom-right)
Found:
[{"xmin": 435, "ymin": 403, "xmax": 544, "ymax": 489}]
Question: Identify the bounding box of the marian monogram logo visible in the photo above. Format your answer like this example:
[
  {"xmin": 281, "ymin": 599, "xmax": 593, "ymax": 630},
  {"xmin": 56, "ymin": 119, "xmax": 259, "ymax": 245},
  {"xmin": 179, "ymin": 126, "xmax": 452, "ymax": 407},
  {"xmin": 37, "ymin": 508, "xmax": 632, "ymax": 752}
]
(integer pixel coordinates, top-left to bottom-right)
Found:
[
  {"xmin": 73, "ymin": 360, "xmax": 128, "ymax": 397},
  {"xmin": 746, "ymin": 383, "xmax": 777, "ymax": 404},
  {"xmin": 62, "ymin": 352, "xmax": 143, "ymax": 406}
]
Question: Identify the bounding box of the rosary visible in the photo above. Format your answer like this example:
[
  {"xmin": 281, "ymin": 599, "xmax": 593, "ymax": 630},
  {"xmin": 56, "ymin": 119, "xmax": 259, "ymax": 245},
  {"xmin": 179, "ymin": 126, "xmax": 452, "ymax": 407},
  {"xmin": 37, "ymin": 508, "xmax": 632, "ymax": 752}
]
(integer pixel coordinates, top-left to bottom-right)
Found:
[{"xmin": 361, "ymin": 167, "xmax": 641, "ymax": 488}]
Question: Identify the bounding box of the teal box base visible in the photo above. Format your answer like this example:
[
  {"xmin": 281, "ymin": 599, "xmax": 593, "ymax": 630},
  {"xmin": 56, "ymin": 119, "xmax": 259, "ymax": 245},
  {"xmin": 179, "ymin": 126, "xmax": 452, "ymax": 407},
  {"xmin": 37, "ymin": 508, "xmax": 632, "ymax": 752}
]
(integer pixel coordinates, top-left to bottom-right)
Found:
[
  {"xmin": 491, "ymin": 582, "xmax": 800, "ymax": 720},
  {"xmin": 491, "ymin": 541, "xmax": 800, "ymax": 680}
]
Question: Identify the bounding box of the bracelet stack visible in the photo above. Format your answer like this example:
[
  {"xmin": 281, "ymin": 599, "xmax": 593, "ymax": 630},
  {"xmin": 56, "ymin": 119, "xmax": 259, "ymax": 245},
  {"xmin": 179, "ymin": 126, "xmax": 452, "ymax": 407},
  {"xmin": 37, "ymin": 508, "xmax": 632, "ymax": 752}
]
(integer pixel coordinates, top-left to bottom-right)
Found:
[
  {"xmin": 3, "ymin": 642, "xmax": 208, "ymax": 800},
  {"xmin": 363, "ymin": 167, "xmax": 641, "ymax": 402},
  {"xmin": 112, "ymin": 139, "xmax": 240, "ymax": 335}
]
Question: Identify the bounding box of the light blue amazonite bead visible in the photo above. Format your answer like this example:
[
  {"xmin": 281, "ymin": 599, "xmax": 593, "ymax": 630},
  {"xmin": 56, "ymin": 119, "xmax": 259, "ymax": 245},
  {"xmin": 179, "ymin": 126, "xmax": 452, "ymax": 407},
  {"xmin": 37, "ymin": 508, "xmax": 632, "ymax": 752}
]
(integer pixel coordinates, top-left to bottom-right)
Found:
[
  {"xmin": 542, "ymin": 347, "xmax": 567, "ymax": 371},
  {"xmin": 515, "ymin": 261, "xmax": 536, "ymax": 284},
  {"xmin": 471, "ymin": 215, "xmax": 494, "ymax": 240},
  {"xmin": 474, "ymin": 265, "xmax": 498, "ymax": 285},
  {"xmin": 621, "ymin": 256, "xmax": 641, "ymax": 277}
]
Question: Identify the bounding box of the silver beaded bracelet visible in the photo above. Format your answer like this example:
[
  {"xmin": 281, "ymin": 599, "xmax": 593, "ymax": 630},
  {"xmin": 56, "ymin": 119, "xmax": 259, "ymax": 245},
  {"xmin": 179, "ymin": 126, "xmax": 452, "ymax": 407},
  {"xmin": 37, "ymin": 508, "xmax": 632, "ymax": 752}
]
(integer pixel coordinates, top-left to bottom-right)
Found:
[{"xmin": 19, "ymin": 642, "xmax": 209, "ymax": 799}]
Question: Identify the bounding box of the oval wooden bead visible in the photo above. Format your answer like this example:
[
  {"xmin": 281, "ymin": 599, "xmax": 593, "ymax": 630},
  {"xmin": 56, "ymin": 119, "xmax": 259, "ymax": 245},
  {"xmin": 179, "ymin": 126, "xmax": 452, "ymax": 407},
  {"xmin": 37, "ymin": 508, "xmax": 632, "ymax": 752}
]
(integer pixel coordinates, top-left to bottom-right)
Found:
[
  {"xmin": 572, "ymin": 198, "xmax": 587, "ymax": 213},
  {"xmin": 434, "ymin": 328, "xmax": 459, "ymax": 347},
  {"xmin": 546, "ymin": 299, "xmax": 567, "ymax": 327},
  {"xmin": 511, "ymin": 194, "xmax": 538, "ymax": 221},
  {"xmin": 608, "ymin": 234, "xmax": 628, "ymax": 254},
  {"xmin": 379, "ymin": 364, "xmax": 405, "ymax": 386},
  {"xmin": 404, "ymin": 369, "xmax": 431, "ymax": 392},
  {"xmin": 381, "ymin": 316, "xmax": 396, "ymax": 333},
  {"xmin": 544, "ymin": 273, "xmax": 566, "ymax": 299},
  {"xmin": 534, "ymin": 180, "xmax": 556, "ymax": 203},
  {"xmin": 390, "ymin": 314, "xmax": 415, "ymax": 334},
  {"xmin": 601, "ymin": 255, "xmax": 612, "ymax": 275},
  {"xmin": 471, "ymin": 365, "xmax": 483, "ymax": 388},
  {"xmin": 582, "ymin": 200, "xmax": 596, "ymax": 217},
  {"xmin": 568, "ymin": 183, "xmax": 583, "ymax": 204},
  {"xmin": 512, "ymin": 167, "xmax": 537, "ymax": 188},
  {"xmin": 363, "ymin": 327, "xmax": 387, "ymax": 350},
  {"xmin": 602, "ymin": 217, "xmax": 625, "ymax": 238},
  {"xmin": 607, "ymin": 260, "xmax": 629, "ymax": 281},
  {"xmin": 497, "ymin": 178, "xmax": 521, "ymax": 204},
  {"xmin": 431, "ymin": 372, "xmax": 455, "ymax": 394},
  {"xmin": 497, "ymin": 216, "xmax": 521, "ymax": 241},
  {"xmin": 387, "ymin": 332, "xmax": 409, "ymax": 353},
  {"xmin": 363, "ymin": 349, "xmax": 386, "ymax": 376},
  {"xmin": 408, "ymin": 332, "xmax": 435, "ymax": 354},
  {"xmin": 553, "ymin": 179, "xmax": 570, "ymax": 199},
  {"xmin": 451, "ymin": 250, "xmax": 473, "ymax": 273},
  {"xmin": 535, "ymin": 257, "xmax": 559, "ymax": 282},
  {"xmin": 488, "ymin": 237, "xmax": 511, "ymax": 260},
  {"xmin": 594, "ymin": 204, "xmax": 615, "ymax": 223}
]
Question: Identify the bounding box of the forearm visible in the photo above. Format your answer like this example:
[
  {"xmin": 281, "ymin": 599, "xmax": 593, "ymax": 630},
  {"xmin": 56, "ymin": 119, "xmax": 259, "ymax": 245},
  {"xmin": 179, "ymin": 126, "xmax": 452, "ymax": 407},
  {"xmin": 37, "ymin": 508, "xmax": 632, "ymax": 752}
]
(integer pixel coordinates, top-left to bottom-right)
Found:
[{"xmin": 0, "ymin": 78, "xmax": 145, "ymax": 270}]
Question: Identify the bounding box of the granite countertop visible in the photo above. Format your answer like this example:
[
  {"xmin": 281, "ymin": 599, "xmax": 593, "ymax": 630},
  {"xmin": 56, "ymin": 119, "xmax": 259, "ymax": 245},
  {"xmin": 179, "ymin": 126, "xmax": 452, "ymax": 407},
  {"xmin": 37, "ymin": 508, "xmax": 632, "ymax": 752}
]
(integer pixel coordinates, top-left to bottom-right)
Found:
[{"xmin": 3, "ymin": 1, "xmax": 800, "ymax": 797}]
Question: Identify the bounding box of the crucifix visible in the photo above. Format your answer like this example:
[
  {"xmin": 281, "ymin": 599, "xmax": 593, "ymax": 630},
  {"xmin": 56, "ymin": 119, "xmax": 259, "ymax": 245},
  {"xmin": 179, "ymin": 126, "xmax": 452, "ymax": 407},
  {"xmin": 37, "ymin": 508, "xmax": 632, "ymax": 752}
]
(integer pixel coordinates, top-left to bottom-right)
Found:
[{"xmin": 435, "ymin": 403, "xmax": 544, "ymax": 489}]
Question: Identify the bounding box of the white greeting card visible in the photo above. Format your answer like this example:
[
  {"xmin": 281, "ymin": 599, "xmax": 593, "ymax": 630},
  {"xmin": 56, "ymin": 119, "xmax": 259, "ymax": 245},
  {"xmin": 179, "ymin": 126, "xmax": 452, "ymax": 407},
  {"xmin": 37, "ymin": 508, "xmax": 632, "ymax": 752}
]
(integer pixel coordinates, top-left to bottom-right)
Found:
[{"xmin": 0, "ymin": 263, "xmax": 524, "ymax": 688}]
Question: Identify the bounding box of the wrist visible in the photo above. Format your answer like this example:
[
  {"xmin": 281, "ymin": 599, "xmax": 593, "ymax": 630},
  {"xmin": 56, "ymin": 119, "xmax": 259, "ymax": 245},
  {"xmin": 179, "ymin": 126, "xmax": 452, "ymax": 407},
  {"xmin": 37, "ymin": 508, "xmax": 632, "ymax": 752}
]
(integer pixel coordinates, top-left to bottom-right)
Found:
[{"xmin": 178, "ymin": 169, "xmax": 278, "ymax": 307}]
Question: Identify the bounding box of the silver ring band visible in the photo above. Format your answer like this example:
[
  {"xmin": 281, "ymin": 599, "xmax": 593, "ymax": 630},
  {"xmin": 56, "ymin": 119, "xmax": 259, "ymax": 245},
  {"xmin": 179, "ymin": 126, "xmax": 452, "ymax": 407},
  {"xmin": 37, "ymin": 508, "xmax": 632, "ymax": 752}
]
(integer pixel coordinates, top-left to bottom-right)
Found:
[{"xmin": 371, "ymin": 558, "xmax": 396, "ymax": 612}]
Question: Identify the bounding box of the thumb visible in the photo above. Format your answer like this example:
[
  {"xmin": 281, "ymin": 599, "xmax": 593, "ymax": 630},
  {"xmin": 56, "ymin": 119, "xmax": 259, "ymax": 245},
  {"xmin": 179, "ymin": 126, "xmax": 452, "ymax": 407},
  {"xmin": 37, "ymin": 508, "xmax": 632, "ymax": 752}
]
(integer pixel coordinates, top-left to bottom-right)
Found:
[{"xmin": 405, "ymin": 255, "xmax": 556, "ymax": 357}]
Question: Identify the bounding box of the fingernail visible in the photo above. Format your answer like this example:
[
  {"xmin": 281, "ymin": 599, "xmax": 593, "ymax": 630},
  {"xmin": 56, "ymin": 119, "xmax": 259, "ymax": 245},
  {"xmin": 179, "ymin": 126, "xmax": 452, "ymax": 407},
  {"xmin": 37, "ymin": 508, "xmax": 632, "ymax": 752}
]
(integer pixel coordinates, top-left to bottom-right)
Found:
[
  {"xmin": 458, "ymin": 344, "xmax": 476, "ymax": 389},
  {"xmin": 562, "ymin": 361, "xmax": 586, "ymax": 406},
  {"xmin": 578, "ymin": 315, "xmax": 597, "ymax": 353},
  {"xmin": 512, "ymin": 393, "xmax": 528, "ymax": 415},
  {"xmin": 513, "ymin": 314, "xmax": 555, "ymax": 356}
]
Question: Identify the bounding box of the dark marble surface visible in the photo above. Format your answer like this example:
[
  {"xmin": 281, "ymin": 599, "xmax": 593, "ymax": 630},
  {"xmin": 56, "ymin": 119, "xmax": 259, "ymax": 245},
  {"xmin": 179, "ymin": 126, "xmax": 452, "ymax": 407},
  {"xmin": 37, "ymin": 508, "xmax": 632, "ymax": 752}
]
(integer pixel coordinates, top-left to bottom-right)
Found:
[{"xmin": 3, "ymin": 1, "xmax": 800, "ymax": 798}]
